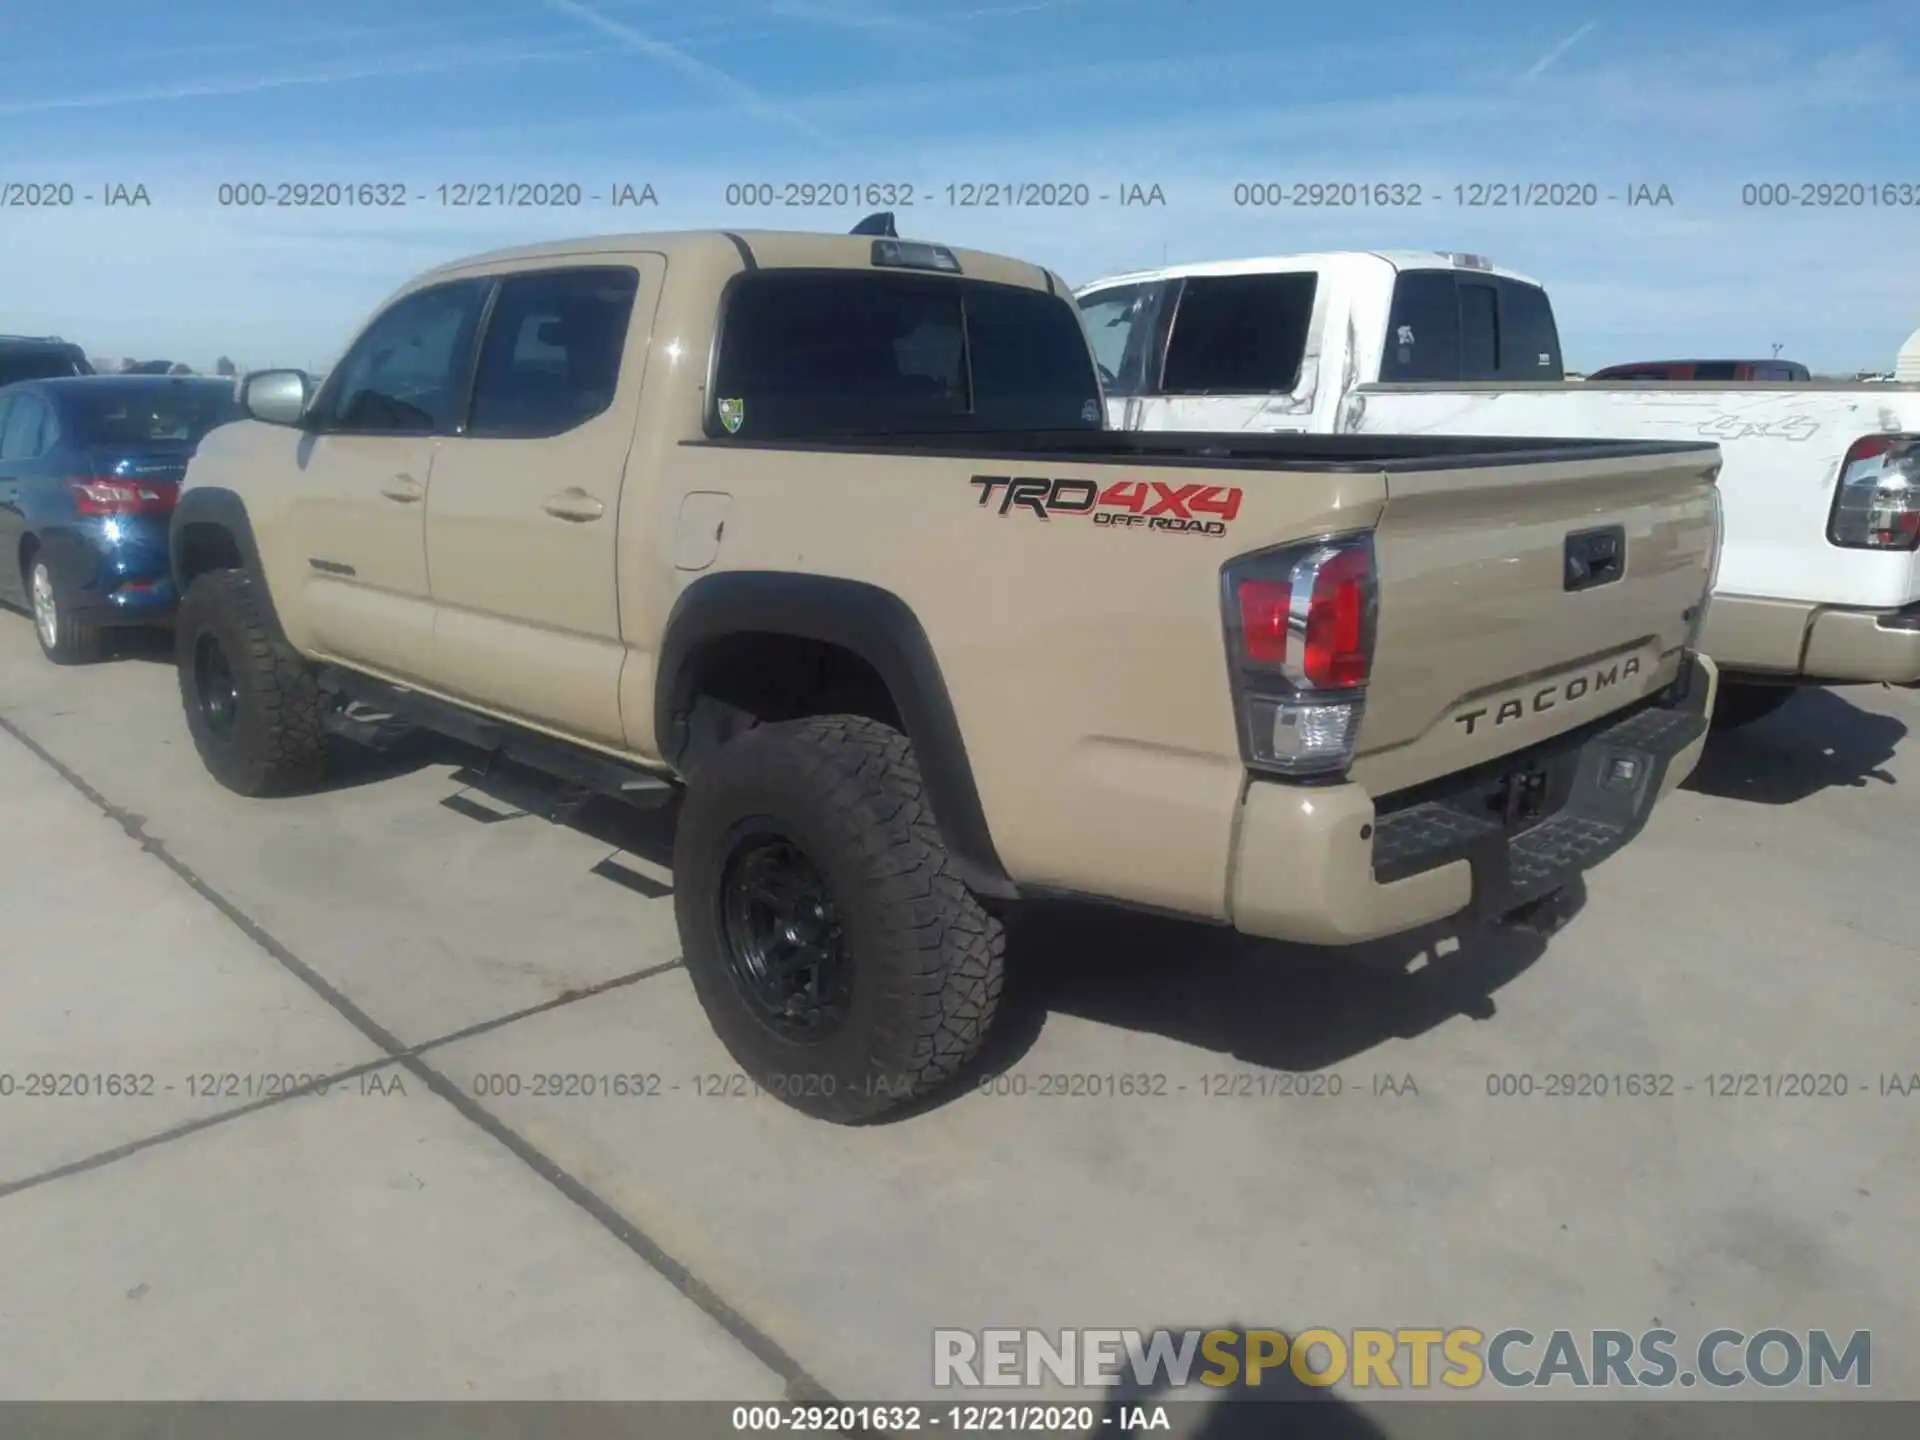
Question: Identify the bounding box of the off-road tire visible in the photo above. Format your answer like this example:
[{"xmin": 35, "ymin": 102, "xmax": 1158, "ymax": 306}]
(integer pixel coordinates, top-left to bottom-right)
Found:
[
  {"xmin": 1710, "ymin": 681, "xmax": 1796, "ymax": 731},
  {"xmin": 673, "ymin": 714, "xmax": 1006, "ymax": 1123},
  {"xmin": 175, "ymin": 568, "xmax": 326, "ymax": 796},
  {"xmin": 26, "ymin": 553, "xmax": 103, "ymax": 665}
]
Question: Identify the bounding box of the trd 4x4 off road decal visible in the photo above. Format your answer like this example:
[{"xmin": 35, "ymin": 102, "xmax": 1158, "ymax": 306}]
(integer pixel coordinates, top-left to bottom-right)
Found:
[{"xmin": 970, "ymin": 475, "xmax": 1242, "ymax": 536}]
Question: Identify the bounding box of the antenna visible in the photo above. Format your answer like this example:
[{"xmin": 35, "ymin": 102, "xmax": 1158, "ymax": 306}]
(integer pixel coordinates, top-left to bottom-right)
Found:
[{"xmin": 850, "ymin": 211, "xmax": 897, "ymax": 237}]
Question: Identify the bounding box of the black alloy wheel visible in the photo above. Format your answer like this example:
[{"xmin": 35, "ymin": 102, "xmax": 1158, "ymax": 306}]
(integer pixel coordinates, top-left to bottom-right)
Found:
[
  {"xmin": 193, "ymin": 630, "xmax": 241, "ymax": 737},
  {"xmin": 718, "ymin": 827, "xmax": 852, "ymax": 1039}
]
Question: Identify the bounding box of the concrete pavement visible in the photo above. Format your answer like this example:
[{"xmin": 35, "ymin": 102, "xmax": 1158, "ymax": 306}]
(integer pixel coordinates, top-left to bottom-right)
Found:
[{"xmin": 0, "ymin": 614, "xmax": 1915, "ymax": 1406}]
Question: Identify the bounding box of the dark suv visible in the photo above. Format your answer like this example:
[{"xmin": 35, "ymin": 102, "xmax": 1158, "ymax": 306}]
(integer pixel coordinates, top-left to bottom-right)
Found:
[{"xmin": 0, "ymin": 336, "xmax": 94, "ymax": 386}]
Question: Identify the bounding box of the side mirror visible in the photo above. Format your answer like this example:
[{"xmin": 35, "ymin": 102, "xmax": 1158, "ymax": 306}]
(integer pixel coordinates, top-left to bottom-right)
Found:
[{"xmin": 240, "ymin": 369, "xmax": 311, "ymax": 427}]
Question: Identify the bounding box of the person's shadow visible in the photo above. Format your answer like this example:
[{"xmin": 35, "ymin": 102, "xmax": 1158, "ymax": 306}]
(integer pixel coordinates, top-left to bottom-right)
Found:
[{"xmin": 1086, "ymin": 1319, "xmax": 1394, "ymax": 1437}]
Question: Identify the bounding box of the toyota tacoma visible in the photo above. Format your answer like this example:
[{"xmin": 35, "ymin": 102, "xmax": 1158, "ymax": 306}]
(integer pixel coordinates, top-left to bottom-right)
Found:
[{"xmin": 169, "ymin": 228, "xmax": 1722, "ymax": 1122}]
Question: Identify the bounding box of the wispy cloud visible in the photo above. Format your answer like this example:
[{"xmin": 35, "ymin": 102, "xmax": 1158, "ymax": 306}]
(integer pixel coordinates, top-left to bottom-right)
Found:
[
  {"xmin": 0, "ymin": 18, "xmax": 529, "ymax": 83},
  {"xmin": 761, "ymin": 0, "xmax": 953, "ymax": 43},
  {"xmin": 543, "ymin": 0, "xmax": 847, "ymax": 150},
  {"xmin": 6, "ymin": 5, "xmax": 1915, "ymax": 373},
  {"xmin": 958, "ymin": 0, "xmax": 1089, "ymax": 16},
  {"xmin": 0, "ymin": 44, "xmax": 597, "ymax": 117},
  {"xmin": 1522, "ymin": 20, "xmax": 1597, "ymax": 80}
]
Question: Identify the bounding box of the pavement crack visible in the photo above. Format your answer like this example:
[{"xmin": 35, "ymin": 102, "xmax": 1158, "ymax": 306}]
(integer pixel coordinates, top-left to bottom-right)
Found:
[
  {"xmin": 406, "ymin": 959, "xmax": 687, "ymax": 1058},
  {"xmin": 0, "ymin": 713, "xmax": 831, "ymax": 1404},
  {"xmin": 0, "ymin": 1056, "xmax": 405, "ymax": 1202}
]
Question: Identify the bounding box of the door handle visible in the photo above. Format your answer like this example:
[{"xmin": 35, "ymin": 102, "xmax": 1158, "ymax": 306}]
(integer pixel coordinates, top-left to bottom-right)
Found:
[
  {"xmin": 542, "ymin": 488, "xmax": 606, "ymax": 522},
  {"xmin": 378, "ymin": 475, "xmax": 425, "ymax": 503},
  {"xmin": 1564, "ymin": 526, "xmax": 1626, "ymax": 592}
]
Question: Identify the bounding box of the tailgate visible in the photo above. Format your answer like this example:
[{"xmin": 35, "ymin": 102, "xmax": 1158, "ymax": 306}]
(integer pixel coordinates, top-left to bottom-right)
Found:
[{"xmin": 1350, "ymin": 443, "xmax": 1720, "ymax": 799}]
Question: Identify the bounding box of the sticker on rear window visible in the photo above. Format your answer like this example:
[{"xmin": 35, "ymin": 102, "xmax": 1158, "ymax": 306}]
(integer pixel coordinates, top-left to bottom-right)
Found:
[{"xmin": 717, "ymin": 397, "xmax": 744, "ymax": 434}]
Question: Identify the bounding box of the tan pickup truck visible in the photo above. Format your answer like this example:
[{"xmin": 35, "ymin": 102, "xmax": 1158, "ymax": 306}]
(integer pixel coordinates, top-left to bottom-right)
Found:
[{"xmin": 168, "ymin": 228, "xmax": 1722, "ymax": 1122}]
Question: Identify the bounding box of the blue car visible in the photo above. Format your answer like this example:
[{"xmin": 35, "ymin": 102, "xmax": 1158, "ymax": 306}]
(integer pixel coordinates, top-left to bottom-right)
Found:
[{"xmin": 0, "ymin": 375, "xmax": 243, "ymax": 662}]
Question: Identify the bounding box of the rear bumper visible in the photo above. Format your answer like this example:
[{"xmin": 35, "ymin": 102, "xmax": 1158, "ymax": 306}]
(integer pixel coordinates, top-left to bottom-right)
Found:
[
  {"xmin": 1699, "ymin": 593, "xmax": 1920, "ymax": 686},
  {"xmin": 37, "ymin": 524, "xmax": 177, "ymax": 626},
  {"xmin": 1227, "ymin": 654, "xmax": 1715, "ymax": 946}
]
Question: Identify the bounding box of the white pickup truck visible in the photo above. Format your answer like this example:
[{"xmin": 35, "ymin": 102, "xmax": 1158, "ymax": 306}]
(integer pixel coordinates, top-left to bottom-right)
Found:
[{"xmin": 1075, "ymin": 251, "xmax": 1920, "ymax": 727}]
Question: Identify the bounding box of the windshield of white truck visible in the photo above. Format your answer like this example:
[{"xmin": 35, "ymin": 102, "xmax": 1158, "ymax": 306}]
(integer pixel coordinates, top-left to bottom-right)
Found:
[{"xmin": 710, "ymin": 270, "xmax": 1104, "ymax": 439}]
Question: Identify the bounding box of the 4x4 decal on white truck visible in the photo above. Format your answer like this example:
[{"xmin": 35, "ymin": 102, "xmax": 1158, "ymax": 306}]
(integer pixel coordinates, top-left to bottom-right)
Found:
[{"xmin": 1694, "ymin": 414, "xmax": 1822, "ymax": 442}]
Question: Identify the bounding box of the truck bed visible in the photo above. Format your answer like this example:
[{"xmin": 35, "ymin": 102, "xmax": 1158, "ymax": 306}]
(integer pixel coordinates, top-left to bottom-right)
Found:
[{"xmin": 686, "ymin": 429, "xmax": 1716, "ymax": 470}]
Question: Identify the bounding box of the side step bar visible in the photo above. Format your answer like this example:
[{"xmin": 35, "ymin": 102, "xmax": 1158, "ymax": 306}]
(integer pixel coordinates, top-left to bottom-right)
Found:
[{"xmin": 317, "ymin": 666, "xmax": 677, "ymax": 811}]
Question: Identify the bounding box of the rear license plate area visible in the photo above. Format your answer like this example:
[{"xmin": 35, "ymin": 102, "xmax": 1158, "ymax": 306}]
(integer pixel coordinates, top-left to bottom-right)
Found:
[{"xmin": 1478, "ymin": 753, "xmax": 1578, "ymax": 831}]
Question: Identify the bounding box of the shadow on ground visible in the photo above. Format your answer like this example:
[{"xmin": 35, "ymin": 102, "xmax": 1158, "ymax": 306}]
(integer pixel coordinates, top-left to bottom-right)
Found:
[
  {"xmin": 319, "ymin": 729, "xmax": 477, "ymax": 793},
  {"xmin": 1086, "ymin": 1318, "xmax": 1394, "ymax": 1438},
  {"xmin": 999, "ymin": 883, "xmax": 1572, "ymax": 1077},
  {"xmin": 1685, "ymin": 685, "xmax": 1904, "ymax": 804},
  {"xmin": 104, "ymin": 626, "xmax": 175, "ymax": 664},
  {"xmin": 420, "ymin": 748, "xmax": 1573, "ymax": 1106}
]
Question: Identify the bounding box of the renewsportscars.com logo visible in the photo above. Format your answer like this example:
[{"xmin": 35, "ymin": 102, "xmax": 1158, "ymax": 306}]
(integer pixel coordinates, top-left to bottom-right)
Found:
[
  {"xmin": 932, "ymin": 1327, "xmax": 1872, "ymax": 1392},
  {"xmin": 970, "ymin": 475, "xmax": 1244, "ymax": 536}
]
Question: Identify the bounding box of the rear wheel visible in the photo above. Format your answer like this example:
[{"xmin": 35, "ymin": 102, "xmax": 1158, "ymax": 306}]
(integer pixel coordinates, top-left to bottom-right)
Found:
[
  {"xmin": 27, "ymin": 555, "xmax": 103, "ymax": 665},
  {"xmin": 175, "ymin": 568, "xmax": 326, "ymax": 795},
  {"xmin": 673, "ymin": 714, "xmax": 1005, "ymax": 1123},
  {"xmin": 1711, "ymin": 681, "xmax": 1796, "ymax": 730}
]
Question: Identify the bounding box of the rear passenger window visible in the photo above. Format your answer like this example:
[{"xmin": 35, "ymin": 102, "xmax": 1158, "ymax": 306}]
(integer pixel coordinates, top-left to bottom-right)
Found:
[
  {"xmin": 1458, "ymin": 283, "xmax": 1499, "ymax": 379},
  {"xmin": 466, "ymin": 268, "xmax": 640, "ymax": 438},
  {"xmin": 1, "ymin": 396, "xmax": 46, "ymax": 460},
  {"xmin": 1380, "ymin": 271, "xmax": 1460, "ymax": 382},
  {"xmin": 1693, "ymin": 362, "xmax": 1738, "ymax": 381},
  {"xmin": 1496, "ymin": 281, "xmax": 1562, "ymax": 379},
  {"xmin": 711, "ymin": 271, "xmax": 1101, "ymax": 438},
  {"xmin": 1160, "ymin": 273, "xmax": 1317, "ymax": 394}
]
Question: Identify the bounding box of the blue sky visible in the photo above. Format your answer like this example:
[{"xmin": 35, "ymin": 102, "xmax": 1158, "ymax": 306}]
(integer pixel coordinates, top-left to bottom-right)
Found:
[{"xmin": 2, "ymin": 0, "xmax": 1915, "ymax": 372}]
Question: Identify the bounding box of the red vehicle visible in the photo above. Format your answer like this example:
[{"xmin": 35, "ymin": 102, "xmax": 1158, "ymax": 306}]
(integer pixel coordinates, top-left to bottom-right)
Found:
[{"xmin": 1588, "ymin": 359, "xmax": 1810, "ymax": 382}]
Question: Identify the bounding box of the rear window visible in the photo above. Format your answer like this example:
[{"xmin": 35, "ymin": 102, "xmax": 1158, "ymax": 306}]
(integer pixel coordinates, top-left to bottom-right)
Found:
[
  {"xmin": 1382, "ymin": 270, "xmax": 1563, "ymax": 382},
  {"xmin": 0, "ymin": 348, "xmax": 87, "ymax": 386},
  {"xmin": 1380, "ymin": 271, "xmax": 1461, "ymax": 382},
  {"xmin": 1160, "ymin": 273, "xmax": 1317, "ymax": 394},
  {"xmin": 60, "ymin": 384, "xmax": 243, "ymax": 446},
  {"xmin": 710, "ymin": 271, "xmax": 1102, "ymax": 439},
  {"xmin": 1458, "ymin": 282, "xmax": 1499, "ymax": 379},
  {"xmin": 1496, "ymin": 280, "xmax": 1563, "ymax": 380}
]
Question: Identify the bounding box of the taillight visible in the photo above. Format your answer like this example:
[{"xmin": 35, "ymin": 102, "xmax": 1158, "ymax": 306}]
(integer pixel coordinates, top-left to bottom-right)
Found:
[
  {"xmin": 1302, "ymin": 545, "xmax": 1370, "ymax": 687},
  {"xmin": 1222, "ymin": 534, "xmax": 1378, "ymax": 778},
  {"xmin": 66, "ymin": 477, "xmax": 179, "ymax": 516},
  {"xmin": 1236, "ymin": 580, "xmax": 1293, "ymax": 664},
  {"xmin": 1828, "ymin": 435, "xmax": 1920, "ymax": 551}
]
